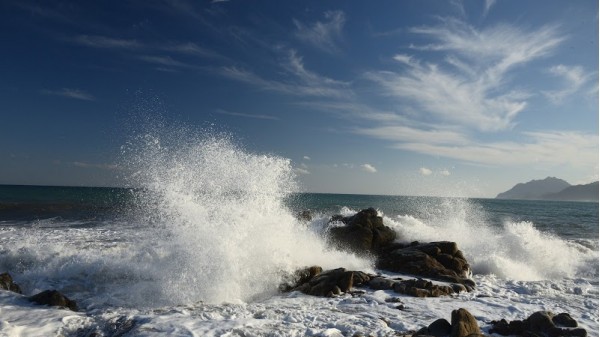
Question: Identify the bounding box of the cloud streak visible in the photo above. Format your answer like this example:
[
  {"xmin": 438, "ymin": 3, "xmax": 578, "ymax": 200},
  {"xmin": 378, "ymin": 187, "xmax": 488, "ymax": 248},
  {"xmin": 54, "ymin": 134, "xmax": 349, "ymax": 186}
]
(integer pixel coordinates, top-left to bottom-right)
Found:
[
  {"xmin": 294, "ymin": 10, "xmax": 345, "ymax": 53},
  {"xmin": 216, "ymin": 109, "xmax": 279, "ymax": 120},
  {"xmin": 41, "ymin": 88, "xmax": 96, "ymax": 101}
]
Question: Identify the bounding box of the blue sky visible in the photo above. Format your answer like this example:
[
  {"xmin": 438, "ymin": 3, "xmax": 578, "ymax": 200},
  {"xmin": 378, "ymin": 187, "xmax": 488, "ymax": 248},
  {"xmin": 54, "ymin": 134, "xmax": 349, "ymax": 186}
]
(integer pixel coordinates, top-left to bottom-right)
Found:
[{"xmin": 1, "ymin": 0, "xmax": 598, "ymax": 197}]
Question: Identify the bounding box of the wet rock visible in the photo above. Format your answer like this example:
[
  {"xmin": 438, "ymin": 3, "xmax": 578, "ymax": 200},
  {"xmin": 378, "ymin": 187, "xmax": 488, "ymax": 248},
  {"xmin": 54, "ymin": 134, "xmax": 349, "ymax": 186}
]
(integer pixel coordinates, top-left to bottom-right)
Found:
[
  {"xmin": 328, "ymin": 208, "xmax": 397, "ymax": 255},
  {"xmin": 29, "ymin": 290, "xmax": 78, "ymax": 311},
  {"xmin": 377, "ymin": 241, "xmax": 473, "ymax": 289},
  {"xmin": 368, "ymin": 276, "xmax": 397, "ymax": 290},
  {"xmin": 490, "ymin": 311, "xmax": 587, "ymax": 337},
  {"xmin": 552, "ymin": 313, "xmax": 578, "ymax": 328},
  {"xmin": 282, "ymin": 267, "xmax": 357, "ymax": 297},
  {"xmin": 451, "ymin": 308, "xmax": 481, "ymax": 337},
  {"xmin": 279, "ymin": 266, "xmax": 323, "ymax": 292},
  {"xmin": 393, "ymin": 278, "xmax": 456, "ymax": 298},
  {"xmin": 0, "ymin": 272, "xmax": 22, "ymax": 294}
]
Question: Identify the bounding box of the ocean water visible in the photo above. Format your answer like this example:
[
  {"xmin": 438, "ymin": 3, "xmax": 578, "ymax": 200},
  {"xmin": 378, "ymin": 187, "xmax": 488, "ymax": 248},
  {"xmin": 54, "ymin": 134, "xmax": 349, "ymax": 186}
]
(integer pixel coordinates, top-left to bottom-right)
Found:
[{"xmin": 0, "ymin": 133, "xmax": 598, "ymax": 336}]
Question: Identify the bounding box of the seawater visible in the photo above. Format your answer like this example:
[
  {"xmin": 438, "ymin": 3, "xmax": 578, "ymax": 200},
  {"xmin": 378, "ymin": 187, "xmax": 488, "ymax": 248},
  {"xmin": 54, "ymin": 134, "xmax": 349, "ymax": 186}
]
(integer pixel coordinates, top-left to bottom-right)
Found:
[{"xmin": 0, "ymin": 131, "xmax": 597, "ymax": 336}]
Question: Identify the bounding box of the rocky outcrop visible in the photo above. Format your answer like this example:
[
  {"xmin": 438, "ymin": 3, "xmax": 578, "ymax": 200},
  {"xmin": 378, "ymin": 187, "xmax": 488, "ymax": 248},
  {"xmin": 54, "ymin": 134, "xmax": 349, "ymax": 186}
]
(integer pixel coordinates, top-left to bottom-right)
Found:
[
  {"xmin": 328, "ymin": 208, "xmax": 397, "ymax": 255},
  {"xmin": 326, "ymin": 208, "xmax": 474, "ymax": 290},
  {"xmin": 281, "ymin": 266, "xmax": 371, "ymax": 297},
  {"xmin": 282, "ymin": 266, "xmax": 469, "ymax": 298},
  {"xmin": 29, "ymin": 290, "xmax": 79, "ymax": 311},
  {"xmin": 490, "ymin": 311, "xmax": 586, "ymax": 337},
  {"xmin": 0, "ymin": 272, "xmax": 22, "ymax": 294},
  {"xmin": 377, "ymin": 241, "xmax": 474, "ymax": 290}
]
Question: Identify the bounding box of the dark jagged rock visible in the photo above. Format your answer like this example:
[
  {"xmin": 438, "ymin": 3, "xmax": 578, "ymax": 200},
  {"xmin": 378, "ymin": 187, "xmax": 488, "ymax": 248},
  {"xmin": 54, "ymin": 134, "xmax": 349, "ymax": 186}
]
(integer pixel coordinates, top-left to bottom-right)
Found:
[
  {"xmin": 327, "ymin": 208, "xmax": 397, "ymax": 255},
  {"xmin": 377, "ymin": 241, "xmax": 473, "ymax": 289},
  {"xmin": 393, "ymin": 278, "xmax": 456, "ymax": 298},
  {"xmin": 29, "ymin": 290, "xmax": 78, "ymax": 311},
  {"xmin": 281, "ymin": 267, "xmax": 361, "ymax": 297},
  {"xmin": 279, "ymin": 266, "xmax": 323, "ymax": 292},
  {"xmin": 490, "ymin": 311, "xmax": 587, "ymax": 337},
  {"xmin": 0, "ymin": 272, "xmax": 22, "ymax": 294}
]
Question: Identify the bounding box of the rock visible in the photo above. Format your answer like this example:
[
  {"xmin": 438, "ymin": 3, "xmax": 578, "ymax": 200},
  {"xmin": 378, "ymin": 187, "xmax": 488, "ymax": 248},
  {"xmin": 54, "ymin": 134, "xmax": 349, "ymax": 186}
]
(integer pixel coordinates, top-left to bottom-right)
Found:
[
  {"xmin": 328, "ymin": 208, "xmax": 397, "ymax": 255},
  {"xmin": 376, "ymin": 241, "xmax": 473, "ymax": 289},
  {"xmin": 553, "ymin": 313, "xmax": 578, "ymax": 328},
  {"xmin": 282, "ymin": 267, "xmax": 357, "ymax": 297},
  {"xmin": 29, "ymin": 290, "xmax": 78, "ymax": 311},
  {"xmin": 279, "ymin": 266, "xmax": 322, "ymax": 292},
  {"xmin": 368, "ymin": 276, "xmax": 396, "ymax": 290},
  {"xmin": 0, "ymin": 272, "xmax": 22, "ymax": 294},
  {"xmin": 490, "ymin": 311, "xmax": 586, "ymax": 337},
  {"xmin": 392, "ymin": 278, "xmax": 456, "ymax": 297},
  {"xmin": 450, "ymin": 308, "xmax": 481, "ymax": 337},
  {"xmin": 428, "ymin": 318, "xmax": 452, "ymax": 337}
]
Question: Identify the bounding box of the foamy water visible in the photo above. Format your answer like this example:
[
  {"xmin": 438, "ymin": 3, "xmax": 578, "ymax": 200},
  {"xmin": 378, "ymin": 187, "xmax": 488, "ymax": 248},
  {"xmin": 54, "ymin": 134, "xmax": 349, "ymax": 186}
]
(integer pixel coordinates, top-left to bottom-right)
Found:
[{"xmin": 0, "ymin": 129, "xmax": 597, "ymax": 336}]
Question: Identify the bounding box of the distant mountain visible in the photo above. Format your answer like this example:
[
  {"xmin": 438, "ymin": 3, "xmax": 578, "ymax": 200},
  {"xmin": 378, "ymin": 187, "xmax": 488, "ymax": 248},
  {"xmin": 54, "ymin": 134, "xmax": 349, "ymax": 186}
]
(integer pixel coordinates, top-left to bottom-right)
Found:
[
  {"xmin": 543, "ymin": 181, "xmax": 599, "ymax": 202},
  {"xmin": 496, "ymin": 177, "xmax": 571, "ymax": 200}
]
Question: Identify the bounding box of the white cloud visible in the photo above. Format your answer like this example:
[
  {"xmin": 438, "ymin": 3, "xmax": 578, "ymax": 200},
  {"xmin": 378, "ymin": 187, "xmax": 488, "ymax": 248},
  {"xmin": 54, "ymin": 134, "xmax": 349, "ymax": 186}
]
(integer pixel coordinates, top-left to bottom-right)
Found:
[
  {"xmin": 483, "ymin": 0, "xmax": 497, "ymax": 17},
  {"xmin": 216, "ymin": 109, "xmax": 279, "ymax": 120},
  {"xmin": 367, "ymin": 20, "xmax": 563, "ymax": 132},
  {"xmin": 439, "ymin": 169, "xmax": 451, "ymax": 176},
  {"xmin": 420, "ymin": 167, "xmax": 433, "ymax": 176},
  {"xmin": 41, "ymin": 88, "xmax": 96, "ymax": 101},
  {"xmin": 361, "ymin": 163, "xmax": 377, "ymax": 173},
  {"xmin": 303, "ymin": 156, "xmax": 311, "ymax": 160},
  {"xmin": 71, "ymin": 35, "xmax": 142, "ymax": 49},
  {"xmin": 294, "ymin": 10, "xmax": 345, "ymax": 53},
  {"xmin": 377, "ymin": 19, "xmax": 562, "ymax": 130},
  {"xmin": 395, "ymin": 131, "xmax": 598, "ymax": 169},
  {"xmin": 543, "ymin": 64, "xmax": 590, "ymax": 103},
  {"xmin": 294, "ymin": 167, "xmax": 310, "ymax": 175},
  {"xmin": 220, "ymin": 50, "xmax": 351, "ymax": 98}
]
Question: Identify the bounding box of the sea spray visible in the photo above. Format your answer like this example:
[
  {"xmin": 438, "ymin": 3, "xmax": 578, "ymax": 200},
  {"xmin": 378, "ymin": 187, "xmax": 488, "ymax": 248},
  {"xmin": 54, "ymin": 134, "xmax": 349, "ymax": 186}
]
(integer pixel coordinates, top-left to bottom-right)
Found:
[
  {"xmin": 382, "ymin": 198, "xmax": 598, "ymax": 281},
  {"xmin": 123, "ymin": 127, "xmax": 372, "ymax": 304}
]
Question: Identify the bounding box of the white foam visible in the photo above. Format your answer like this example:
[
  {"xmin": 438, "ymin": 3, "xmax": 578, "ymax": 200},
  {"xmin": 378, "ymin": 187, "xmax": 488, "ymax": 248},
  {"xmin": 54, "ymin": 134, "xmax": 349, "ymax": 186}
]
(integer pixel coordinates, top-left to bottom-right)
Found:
[
  {"xmin": 383, "ymin": 198, "xmax": 598, "ymax": 281},
  {"xmin": 123, "ymin": 129, "xmax": 372, "ymax": 305}
]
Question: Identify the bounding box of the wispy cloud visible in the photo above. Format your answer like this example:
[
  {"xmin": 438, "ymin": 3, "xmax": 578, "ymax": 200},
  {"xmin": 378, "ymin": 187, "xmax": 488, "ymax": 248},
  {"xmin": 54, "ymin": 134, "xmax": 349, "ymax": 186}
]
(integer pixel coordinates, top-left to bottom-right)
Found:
[
  {"xmin": 367, "ymin": 19, "xmax": 564, "ymax": 132},
  {"xmin": 220, "ymin": 49, "xmax": 351, "ymax": 98},
  {"xmin": 361, "ymin": 163, "xmax": 377, "ymax": 173},
  {"xmin": 294, "ymin": 10, "xmax": 346, "ymax": 53},
  {"xmin": 303, "ymin": 156, "xmax": 311, "ymax": 160},
  {"xmin": 482, "ymin": 0, "xmax": 497, "ymax": 18},
  {"xmin": 41, "ymin": 88, "xmax": 96, "ymax": 101},
  {"xmin": 542, "ymin": 64, "xmax": 590, "ymax": 103},
  {"xmin": 216, "ymin": 109, "xmax": 279, "ymax": 120},
  {"xmin": 71, "ymin": 35, "xmax": 142, "ymax": 49},
  {"xmin": 394, "ymin": 130, "xmax": 598, "ymax": 169}
]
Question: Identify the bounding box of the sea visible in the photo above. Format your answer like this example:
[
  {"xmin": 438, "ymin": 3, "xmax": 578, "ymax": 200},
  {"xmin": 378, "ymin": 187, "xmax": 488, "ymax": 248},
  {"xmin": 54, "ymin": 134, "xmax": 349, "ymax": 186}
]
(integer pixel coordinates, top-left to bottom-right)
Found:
[{"xmin": 0, "ymin": 134, "xmax": 598, "ymax": 337}]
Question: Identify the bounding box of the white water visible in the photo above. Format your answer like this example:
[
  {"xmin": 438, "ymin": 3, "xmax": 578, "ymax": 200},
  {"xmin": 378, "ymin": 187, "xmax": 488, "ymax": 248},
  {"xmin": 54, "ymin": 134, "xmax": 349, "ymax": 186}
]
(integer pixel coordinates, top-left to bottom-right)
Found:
[{"xmin": 0, "ymin": 129, "xmax": 597, "ymax": 336}]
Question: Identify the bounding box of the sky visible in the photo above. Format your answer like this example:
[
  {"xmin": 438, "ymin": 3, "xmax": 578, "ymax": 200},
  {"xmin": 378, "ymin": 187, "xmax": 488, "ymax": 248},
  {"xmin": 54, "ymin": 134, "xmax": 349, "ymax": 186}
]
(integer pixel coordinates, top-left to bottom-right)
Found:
[{"xmin": 0, "ymin": 0, "xmax": 598, "ymax": 198}]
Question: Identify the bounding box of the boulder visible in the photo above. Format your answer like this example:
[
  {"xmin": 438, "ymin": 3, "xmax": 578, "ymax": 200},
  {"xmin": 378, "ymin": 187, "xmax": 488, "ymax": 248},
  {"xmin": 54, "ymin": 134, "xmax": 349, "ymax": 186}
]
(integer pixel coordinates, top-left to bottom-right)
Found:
[
  {"xmin": 413, "ymin": 318, "xmax": 452, "ymax": 337},
  {"xmin": 29, "ymin": 290, "xmax": 78, "ymax": 311},
  {"xmin": 328, "ymin": 208, "xmax": 397, "ymax": 255},
  {"xmin": 490, "ymin": 311, "xmax": 587, "ymax": 337},
  {"xmin": 0, "ymin": 272, "xmax": 22, "ymax": 294},
  {"xmin": 377, "ymin": 241, "xmax": 473, "ymax": 289},
  {"xmin": 393, "ymin": 278, "xmax": 456, "ymax": 298},
  {"xmin": 450, "ymin": 308, "xmax": 481, "ymax": 337},
  {"xmin": 282, "ymin": 267, "xmax": 359, "ymax": 297}
]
